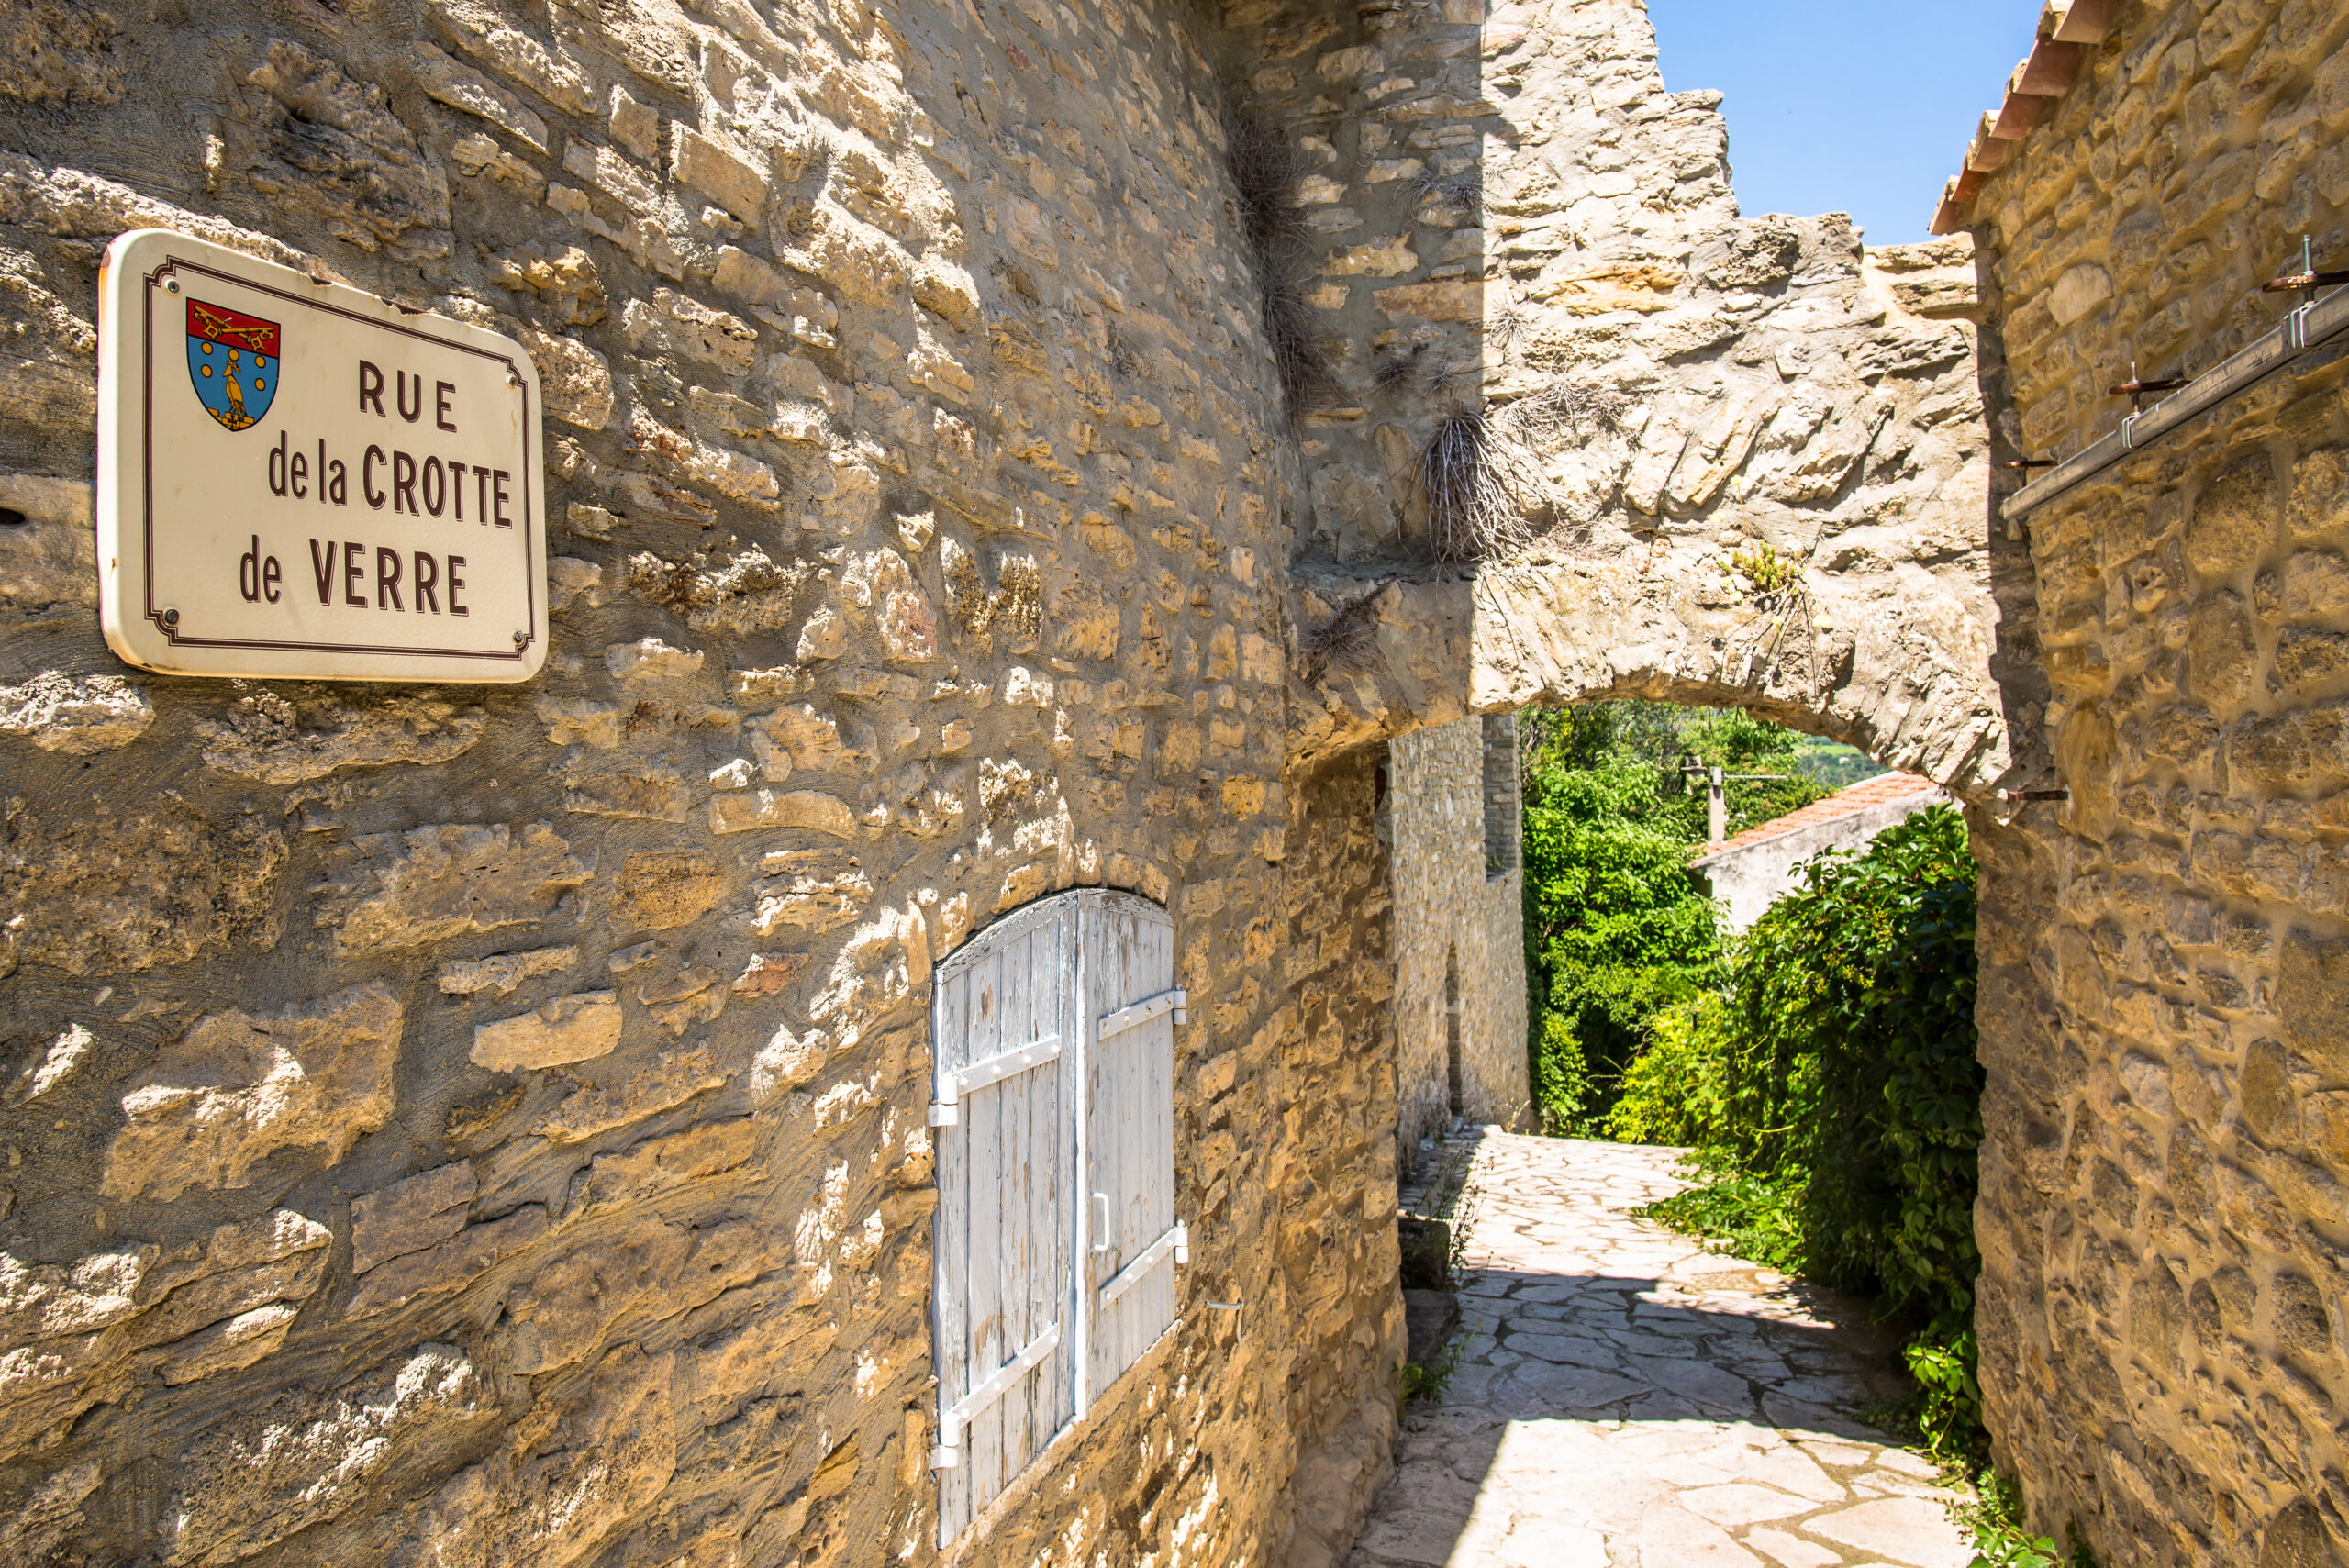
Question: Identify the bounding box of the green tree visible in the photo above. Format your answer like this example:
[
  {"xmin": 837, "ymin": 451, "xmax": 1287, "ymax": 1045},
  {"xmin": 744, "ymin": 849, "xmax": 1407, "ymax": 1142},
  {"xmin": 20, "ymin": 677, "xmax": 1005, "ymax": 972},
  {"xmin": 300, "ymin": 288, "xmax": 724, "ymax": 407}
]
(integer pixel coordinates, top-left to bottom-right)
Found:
[{"xmin": 1518, "ymin": 701, "xmax": 1829, "ymax": 1129}]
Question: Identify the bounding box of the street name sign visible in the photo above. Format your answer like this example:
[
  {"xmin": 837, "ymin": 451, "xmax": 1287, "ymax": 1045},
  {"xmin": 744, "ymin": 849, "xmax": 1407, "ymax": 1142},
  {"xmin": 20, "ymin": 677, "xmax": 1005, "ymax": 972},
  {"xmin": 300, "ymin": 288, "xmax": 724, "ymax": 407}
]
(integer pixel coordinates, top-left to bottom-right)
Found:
[{"xmin": 96, "ymin": 228, "xmax": 548, "ymax": 682}]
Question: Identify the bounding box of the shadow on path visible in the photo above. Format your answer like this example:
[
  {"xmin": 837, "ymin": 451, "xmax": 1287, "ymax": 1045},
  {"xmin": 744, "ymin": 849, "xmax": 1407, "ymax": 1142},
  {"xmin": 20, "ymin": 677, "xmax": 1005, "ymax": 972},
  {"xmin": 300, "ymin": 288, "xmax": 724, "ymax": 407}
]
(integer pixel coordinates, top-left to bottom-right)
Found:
[{"xmin": 1346, "ymin": 1135, "xmax": 1975, "ymax": 1568}]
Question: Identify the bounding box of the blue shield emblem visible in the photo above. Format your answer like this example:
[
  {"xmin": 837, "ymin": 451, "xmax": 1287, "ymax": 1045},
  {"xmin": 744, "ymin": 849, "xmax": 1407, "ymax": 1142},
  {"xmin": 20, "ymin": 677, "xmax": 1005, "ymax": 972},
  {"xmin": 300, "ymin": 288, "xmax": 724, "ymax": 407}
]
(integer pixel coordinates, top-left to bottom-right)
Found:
[{"xmin": 185, "ymin": 299, "xmax": 278, "ymax": 431}]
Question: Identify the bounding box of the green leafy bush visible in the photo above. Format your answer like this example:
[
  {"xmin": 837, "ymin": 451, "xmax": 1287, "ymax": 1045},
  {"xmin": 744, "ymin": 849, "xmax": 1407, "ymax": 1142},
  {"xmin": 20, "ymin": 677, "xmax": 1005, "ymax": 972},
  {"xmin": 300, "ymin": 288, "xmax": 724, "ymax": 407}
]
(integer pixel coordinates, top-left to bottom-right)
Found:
[
  {"xmin": 1639, "ymin": 805, "xmax": 1987, "ymax": 1455},
  {"xmin": 1531, "ymin": 1011, "xmax": 1592, "ymax": 1134},
  {"xmin": 1606, "ymin": 994, "xmax": 1731, "ymax": 1147}
]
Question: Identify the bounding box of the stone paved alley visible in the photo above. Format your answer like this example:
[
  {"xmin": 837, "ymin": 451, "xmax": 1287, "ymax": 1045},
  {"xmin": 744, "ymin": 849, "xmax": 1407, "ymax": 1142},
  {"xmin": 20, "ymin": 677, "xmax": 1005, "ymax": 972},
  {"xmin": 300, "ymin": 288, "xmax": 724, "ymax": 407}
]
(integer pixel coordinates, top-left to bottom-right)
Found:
[{"xmin": 1345, "ymin": 1135, "xmax": 1976, "ymax": 1568}]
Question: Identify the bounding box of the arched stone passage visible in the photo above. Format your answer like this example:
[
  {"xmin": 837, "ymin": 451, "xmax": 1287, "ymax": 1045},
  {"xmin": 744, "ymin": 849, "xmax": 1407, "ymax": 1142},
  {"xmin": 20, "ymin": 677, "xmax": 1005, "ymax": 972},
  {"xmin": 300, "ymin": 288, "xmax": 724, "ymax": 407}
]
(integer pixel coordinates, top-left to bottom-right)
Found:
[
  {"xmin": 1239, "ymin": 0, "xmax": 2048, "ymax": 803},
  {"xmin": 1286, "ymin": 525, "xmax": 2035, "ymax": 796}
]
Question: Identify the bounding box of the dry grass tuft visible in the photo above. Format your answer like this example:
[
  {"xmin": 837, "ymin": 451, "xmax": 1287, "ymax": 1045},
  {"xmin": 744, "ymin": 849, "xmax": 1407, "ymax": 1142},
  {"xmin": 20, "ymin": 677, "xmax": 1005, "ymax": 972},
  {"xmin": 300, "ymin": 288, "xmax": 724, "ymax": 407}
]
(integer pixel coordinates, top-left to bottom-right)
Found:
[
  {"xmin": 1298, "ymin": 588, "xmax": 1385, "ymax": 684},
  {"xmin": 1373, "ymin": 343, "xmax": 1428, "ymax": 393},
  {"xmin": 1408, "ymin": 166, "xmax": 1482, "ymax": 213},
  {"xmin": 1410, "ymin": 384, "xmax": 1624, "ymax": 562}
]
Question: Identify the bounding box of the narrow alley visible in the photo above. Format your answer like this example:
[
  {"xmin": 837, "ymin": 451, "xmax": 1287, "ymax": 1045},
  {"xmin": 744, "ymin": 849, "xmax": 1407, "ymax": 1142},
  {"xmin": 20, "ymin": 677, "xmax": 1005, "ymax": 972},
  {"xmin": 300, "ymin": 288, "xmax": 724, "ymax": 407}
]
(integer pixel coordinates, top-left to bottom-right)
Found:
[{"xmin": 1346, "ymin": 1136, "xmax": 1976, "ymax": 1568}]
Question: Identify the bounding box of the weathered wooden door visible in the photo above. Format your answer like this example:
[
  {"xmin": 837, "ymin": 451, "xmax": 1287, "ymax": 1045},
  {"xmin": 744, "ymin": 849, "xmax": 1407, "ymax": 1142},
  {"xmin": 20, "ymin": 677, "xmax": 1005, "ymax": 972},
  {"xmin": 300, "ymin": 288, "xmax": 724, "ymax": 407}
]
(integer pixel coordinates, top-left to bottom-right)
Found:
[
  {"xmin": 1082, "ymin": 892, "xmax": 1183, "ymax": 1402},
  {"xmin": 930, "ymin": 893, "xmax": 1077, "ymax": 1541},
  {"xmin": 930, "ymin": 888, "xmax": 1186, "ymax": 1548}
]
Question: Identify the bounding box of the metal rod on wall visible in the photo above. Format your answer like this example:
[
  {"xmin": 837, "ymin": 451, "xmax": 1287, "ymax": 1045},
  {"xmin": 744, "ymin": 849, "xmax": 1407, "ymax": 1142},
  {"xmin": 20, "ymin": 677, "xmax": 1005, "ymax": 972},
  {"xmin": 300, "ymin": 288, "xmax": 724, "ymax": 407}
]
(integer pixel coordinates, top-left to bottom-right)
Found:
[{"xmin": 2003, "ymin": 263, "xmax": 2349, "ymax": 523}]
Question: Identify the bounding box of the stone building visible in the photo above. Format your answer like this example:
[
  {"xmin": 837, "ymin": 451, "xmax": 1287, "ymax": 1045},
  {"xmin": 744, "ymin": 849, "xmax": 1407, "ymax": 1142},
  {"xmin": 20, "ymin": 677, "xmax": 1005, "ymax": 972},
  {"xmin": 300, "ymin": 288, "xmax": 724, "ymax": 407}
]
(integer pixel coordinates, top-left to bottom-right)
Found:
[
  {"xmin": 1385, "ymin": 714, "xmax": 1527, "ymax": 1156},
  {"xmin": 1928, "ymin": 0, "xmax": 2349, "ymax": 1560},
  {"xmin": 0, "ymin": 0, "xmax": 2339, "ymax": 1562},
  {"xmin": 1689, "ymin": 772, "xmax": 1948, "ymax": 933}
]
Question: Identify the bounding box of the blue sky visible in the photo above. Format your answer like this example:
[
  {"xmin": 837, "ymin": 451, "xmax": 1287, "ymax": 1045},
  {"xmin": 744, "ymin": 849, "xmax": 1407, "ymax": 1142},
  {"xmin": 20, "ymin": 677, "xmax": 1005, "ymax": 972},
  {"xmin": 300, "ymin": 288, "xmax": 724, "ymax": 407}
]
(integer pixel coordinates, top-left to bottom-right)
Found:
[{"xmin": 1648, "ymin": 0, "xmax": 2043, "ymax": 246}]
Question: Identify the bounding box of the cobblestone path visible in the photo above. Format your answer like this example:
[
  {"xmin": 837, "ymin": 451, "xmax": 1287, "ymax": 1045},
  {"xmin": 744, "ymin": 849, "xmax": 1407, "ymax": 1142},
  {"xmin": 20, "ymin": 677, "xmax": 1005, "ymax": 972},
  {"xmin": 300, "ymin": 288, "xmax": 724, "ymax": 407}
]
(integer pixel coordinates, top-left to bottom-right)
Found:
[{"xmin": 1346, "ymin": 1133, "xmax": 1976, "ymax": 1568}]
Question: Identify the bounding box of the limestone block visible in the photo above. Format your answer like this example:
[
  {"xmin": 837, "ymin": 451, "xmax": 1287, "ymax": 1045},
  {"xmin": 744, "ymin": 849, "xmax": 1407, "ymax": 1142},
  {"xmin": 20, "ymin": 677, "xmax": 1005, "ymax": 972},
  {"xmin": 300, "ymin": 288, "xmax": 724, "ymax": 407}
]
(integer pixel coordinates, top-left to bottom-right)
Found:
[
  {"xmin": 102, "ymin": 984, "xmax": 403, "ymax": 1203},
  {"xmin": 317, "ymin": 823, "xmax": 589, "ymax": 953},
  {"xmin": 231, "ymin": 39, "xmax": 451, "ymax": 260},
  {"xmin": 351, "ymin": 1162, "xmax": 476, "ymax": 1274},
  {"xmin": 198, "ymin": 691, "xmax": 484, "ymax": 783},
  {"xmin": 613, "ymin": 850, "xmax": 727, "ymax": 931},
  {"xmin": 670, "ymin": 125, "xmax": 763, "ymax": 223},
  {"xmin": 437, "ymin": 946, "xmax": 577, "ymax": 998},
  {"xmin": 2272, "ymin": 628, "xmax": 2349, "ymax": 692},
  {"xmin": 2185, "ymin": 592, "xmax": 2258, "ymax": 709},
  {"xmin": 428, "ymin": 0, "xmax": 590, "ymax": 112},
  {"xmin": 632, "ymin": 958, "xmax": 726, "ymax": 1036},
  {"xmin": 0, "ymin": 1460, "xmax": 102, "ymax": 1566},
  {"xmin": 0, "ymin": 476, "xmax": 93, "ymax": 615},
  {"xmin": 3, "ymin": 1024, "xmax": 92, "ymax": 1106},
  {"xmin": 514, "ymin": 325, "xmax": 612, "ymax": 430},
  {"xmin": 1371, "ymin": 277, "xmax": 1479, "ymax": 321},
  {"xmin": 2229, "ymin": 700, "xmax": 2349, "ymax": 788},
  {"xmin": 533, "ymin": 1047, "xmax": 729, "ymax": 1145},
  {"xmin": 128, "ymin": 1219, "xmax": 331, "ymax": 1375},
  {"xmin": 841, "ymin": 548, "xmax": 939, "ymax": 662},
  {"xmin": 2277, "ymin": 931, "xmax": 2349, "ymax": 1071},
  {"xmin": 2188, "ymin": 456, "xmax": 2279, "ymax": 581},
  {"xmin": 163, "ymin": 1345, "xmax": 487, "ymax": 1566},
  {"xmin": 0, "ymin": 1247, "xmax": 148, "ymax": 1353},
  {"xmin": 0, "ymin": 673, "xmax": 150, "ymax": 753},
  {"xmin": 559, "ymin": 759, "xmax": 691, "ymax": 823},
  {"xmin": 409, "ymin": 42, "xmax": 549, "ymax": 151},
  {"xmin": 627, "ymin": 546, "xmax": 812, "ymax": 637},
  {"xmin": 2048, "ymin": 262, "xmax": 2113, "ymax": 325},
  {"xmin": 343, "ymin": 1205, "xmax": 548, "ymax": 1319},
  {"xmin": 569, "ymin": 1118, "xmax": 757, "ymax": 1218},
  {"xmin": 753, "ymin": 856, "xmax": 874, "ymax": 935},
  {"xmin": 149, "ymin": 1303, "xmax": 299, "ymax": 1387},
  {"xmin": 405, "ymin": 1347, "xmax": 674, "ymax": 1568},
  {"xmin": 750, "ymin": 704, "xmax": 877, "ymax": 776},
  {"xmin": 912, "ymin": 257, "xmax": 981, "ymax": 329},
  {"xmin": 709, "ymin": 788, "xmax": 857, "ymax": 838},
  {"xmin": 471, "ymin": 992, "xmax": 621, "ymax": 1071},
  {"xmin": 785, "ymin": 203, "xmax": 908, "ymax": 308}
]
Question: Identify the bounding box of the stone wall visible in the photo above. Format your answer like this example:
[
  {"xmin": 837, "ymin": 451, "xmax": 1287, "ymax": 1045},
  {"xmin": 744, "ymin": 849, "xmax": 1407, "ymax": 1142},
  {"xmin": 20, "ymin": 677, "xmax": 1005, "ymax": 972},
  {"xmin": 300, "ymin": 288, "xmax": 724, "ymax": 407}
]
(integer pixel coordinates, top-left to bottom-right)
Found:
[
  {"xmin": 1272, "ymin": 748, "xmax": 1408, "ymax": 1568},
  {"xmin": 1386, "ymin": 716, "xmax": 1528, "ymax": 1151},
  {"xmin": 1953, "ymin": 0, "xmax": 2349, "ymax": 1561},
  {"xmin": 1254, "ymin": 0, "xmax": 2023, "ymax": 800},
  {"xmin": 0, "ymin": 0, "xmax": 1416, "ymax": 1562}
]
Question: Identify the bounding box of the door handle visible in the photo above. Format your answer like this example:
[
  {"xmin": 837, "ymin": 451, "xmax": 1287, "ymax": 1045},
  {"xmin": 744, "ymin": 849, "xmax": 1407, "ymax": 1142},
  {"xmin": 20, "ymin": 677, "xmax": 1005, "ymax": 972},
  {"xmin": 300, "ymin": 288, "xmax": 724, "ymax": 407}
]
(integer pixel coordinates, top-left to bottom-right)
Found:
[{"xmin": 1091, "ymin": 1192, "xmax": 1110, "ymax": 1252}]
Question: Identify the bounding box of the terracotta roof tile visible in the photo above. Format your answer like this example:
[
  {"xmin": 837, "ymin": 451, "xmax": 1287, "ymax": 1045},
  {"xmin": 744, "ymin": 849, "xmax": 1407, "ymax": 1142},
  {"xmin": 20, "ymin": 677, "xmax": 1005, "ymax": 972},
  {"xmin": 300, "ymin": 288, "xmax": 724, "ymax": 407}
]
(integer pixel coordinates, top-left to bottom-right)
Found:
[
  {"xmin": 1691, "ymin": 773, "xmax": 1943, "ymax": 863},
  {"xmin": 1931, "ymin": 0, "xmax": 2111, "ymax": 235}
]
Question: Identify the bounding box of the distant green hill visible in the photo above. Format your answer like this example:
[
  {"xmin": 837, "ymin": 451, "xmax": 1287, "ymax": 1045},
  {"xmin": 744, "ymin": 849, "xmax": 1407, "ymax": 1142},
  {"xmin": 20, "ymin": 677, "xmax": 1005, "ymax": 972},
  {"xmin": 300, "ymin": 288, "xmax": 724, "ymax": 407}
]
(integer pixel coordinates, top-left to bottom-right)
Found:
[{"xmin": 1794, "ymin": 736, "xmax": 1889, "ymax": 792}]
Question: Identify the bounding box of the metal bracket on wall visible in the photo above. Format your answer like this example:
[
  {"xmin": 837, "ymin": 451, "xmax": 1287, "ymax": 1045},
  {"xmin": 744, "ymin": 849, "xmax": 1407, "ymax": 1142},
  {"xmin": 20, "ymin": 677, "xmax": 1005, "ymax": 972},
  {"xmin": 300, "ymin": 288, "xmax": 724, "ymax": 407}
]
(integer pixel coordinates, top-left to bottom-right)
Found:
[{"xmin": 2003, "ymin": 267, "xmax": 2349, "ymax": 523}]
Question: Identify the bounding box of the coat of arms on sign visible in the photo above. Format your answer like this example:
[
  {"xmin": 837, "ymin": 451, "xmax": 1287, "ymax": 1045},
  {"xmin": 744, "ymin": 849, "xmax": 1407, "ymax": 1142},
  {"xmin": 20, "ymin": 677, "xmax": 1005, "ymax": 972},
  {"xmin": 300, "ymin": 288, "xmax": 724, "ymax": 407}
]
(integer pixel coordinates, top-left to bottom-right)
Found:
[{"xmin": 185, "ymin": 298, "xmax": 278, "ymax": 431}]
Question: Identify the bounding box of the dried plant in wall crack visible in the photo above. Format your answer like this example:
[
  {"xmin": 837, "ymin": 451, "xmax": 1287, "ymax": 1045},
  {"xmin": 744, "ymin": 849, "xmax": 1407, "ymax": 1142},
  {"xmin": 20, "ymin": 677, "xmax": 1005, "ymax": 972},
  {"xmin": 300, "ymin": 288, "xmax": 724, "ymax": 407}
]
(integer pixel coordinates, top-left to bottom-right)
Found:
[
  {"xmin": 1416, "ymin": 408, "xmax": 1534, "ymax": 563},
  {"xmin": 1223, "ymin": 106, "xmax": 1330, "ymax": 420},
  {"xmin": 1408, "ymin": 166, "xmax": 1482, "ymax": 214},
  {"xmin": 1503, "ymin": 381, "xmax": 1627, "ymax": 439},
  {"xmin": 1298, "ymin": 587, "xmax": 1384, "ymax": 684},
  {"xmin": 1373, "ymin": 342, "xmax": 1428, "ymax": 394}
]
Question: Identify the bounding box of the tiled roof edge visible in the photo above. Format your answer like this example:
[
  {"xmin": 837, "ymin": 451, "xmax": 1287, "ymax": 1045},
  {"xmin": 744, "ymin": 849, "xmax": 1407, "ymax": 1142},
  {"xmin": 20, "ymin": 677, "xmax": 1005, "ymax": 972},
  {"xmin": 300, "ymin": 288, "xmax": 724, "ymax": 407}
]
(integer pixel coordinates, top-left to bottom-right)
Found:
[
  {"xmin": 1689, "ymin": 773, "xmax": 1945, "ymax": 865},
  {"xmin": 1929, "ymin": 0, "xmax": 2113, "ymax": 236}
]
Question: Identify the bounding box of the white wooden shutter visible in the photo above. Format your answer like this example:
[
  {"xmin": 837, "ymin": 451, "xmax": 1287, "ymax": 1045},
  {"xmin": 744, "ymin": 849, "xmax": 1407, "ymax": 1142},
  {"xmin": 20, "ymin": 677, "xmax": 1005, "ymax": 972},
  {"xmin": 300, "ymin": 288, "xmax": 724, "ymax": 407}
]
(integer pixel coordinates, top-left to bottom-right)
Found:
[
  {"xmin": 930, "ymin": 893, "xmax": 1078, "ymax": 1543},
  {"xmin": 1080, "ymin": 892, "xmax": 1184, "ymax": 1404}
]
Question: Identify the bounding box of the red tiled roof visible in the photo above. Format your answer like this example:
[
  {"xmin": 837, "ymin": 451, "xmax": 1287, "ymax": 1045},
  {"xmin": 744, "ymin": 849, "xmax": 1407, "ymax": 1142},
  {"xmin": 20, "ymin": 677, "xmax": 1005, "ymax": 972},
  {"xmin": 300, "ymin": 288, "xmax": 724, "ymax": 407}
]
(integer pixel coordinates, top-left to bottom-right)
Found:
[
  {"xmin": 1929, "ymin": 0, "xmax": 2110, "ymax": 236},
  {"xmin": 1691, "ymin": 773, "xmax": 1943, "ymax": 863}
]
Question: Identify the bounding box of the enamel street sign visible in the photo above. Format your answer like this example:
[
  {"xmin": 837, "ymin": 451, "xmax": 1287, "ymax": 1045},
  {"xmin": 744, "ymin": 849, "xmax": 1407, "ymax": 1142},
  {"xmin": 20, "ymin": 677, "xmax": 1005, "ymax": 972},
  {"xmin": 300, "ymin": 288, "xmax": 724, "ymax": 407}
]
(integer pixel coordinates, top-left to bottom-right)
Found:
[{"xmin": 96, "ymin": 228, "xmax": 548, "ymax": 682}]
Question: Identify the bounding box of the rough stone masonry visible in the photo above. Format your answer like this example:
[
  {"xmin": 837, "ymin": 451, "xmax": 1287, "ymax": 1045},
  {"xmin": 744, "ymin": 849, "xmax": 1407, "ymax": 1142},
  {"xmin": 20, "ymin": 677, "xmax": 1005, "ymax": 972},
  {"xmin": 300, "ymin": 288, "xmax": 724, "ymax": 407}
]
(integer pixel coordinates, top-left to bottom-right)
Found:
[
  {"xmin": 0, "ymin": 0, "xmax": 2315, "ymax": 1564},
  {"xmin": 1935, "ymin": 0, "xmax": 2349, "ymax": 1562}
]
